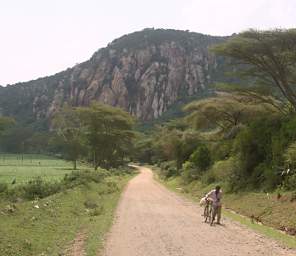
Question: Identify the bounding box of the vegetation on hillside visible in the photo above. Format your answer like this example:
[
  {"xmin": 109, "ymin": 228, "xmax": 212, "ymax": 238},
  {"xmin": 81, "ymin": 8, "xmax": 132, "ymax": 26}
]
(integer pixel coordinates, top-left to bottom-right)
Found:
[{"xmin": 134, "ymin": 29, "xmax": 296, "ymax": 195}]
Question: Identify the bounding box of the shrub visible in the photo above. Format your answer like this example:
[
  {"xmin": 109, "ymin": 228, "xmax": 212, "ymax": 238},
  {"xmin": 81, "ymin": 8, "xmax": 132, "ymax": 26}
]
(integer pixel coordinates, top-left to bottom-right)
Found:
[
  {"xmin": 84, "ymin": 199, "xmax": 98, "ymax": 209},
  {"xmin": 89, "ymin": 205, "xmax": 104, "ymax": 216},
  {"xmin": 181, "ymin": 161, "xmax": 200, "ymax": 183},
  {"xmin": 283, "ymin": 174, "xmax": 296, "ymax": 190},
  {"xmin": 159, "ymin": 161, "xmax": 178, "ymax": 178},
  {"xmin": 63, "ymin": 170, "xmax": 106, "ymax": 188},
  {"xmin": 22, "ymin": 177, "xmax": 61, "ymax": 200},
  {"xmin": 2, "ymin": 169, "xmax": 112, "ymax": 201},
  {"xmin": 0, "ymin": 183, "xmax": 8, "ymax": 193},
  {"xmin": 189, "ymin": 144, "xmax": 211, "ymax": 172},
  {"xmin": 201, "ymin": 157, "xmax": 238, "ymax": 186},
  {"xmin": 210, "ymin": 141, "xmax": 233, "ymax": 161}
]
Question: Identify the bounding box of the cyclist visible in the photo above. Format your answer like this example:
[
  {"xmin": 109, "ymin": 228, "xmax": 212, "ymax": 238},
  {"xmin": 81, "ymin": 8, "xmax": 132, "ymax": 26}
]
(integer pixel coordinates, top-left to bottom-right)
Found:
[{"xmin": 205, "ymin": 185, "xmax": 222, "ymax": 225}]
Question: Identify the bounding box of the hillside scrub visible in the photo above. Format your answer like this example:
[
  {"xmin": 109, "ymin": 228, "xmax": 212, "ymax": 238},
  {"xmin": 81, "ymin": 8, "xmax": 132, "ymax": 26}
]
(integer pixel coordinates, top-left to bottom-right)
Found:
[{"xmin": 135, "ymin": 91, "xmax": 296, "ymax": 193}]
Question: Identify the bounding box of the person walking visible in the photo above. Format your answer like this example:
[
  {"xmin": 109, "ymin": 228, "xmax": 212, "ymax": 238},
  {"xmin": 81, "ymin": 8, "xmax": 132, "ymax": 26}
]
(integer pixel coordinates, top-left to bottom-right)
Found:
[{"xmin": 206, "ymin": 185, "xmax": 222, "ymax": 225}]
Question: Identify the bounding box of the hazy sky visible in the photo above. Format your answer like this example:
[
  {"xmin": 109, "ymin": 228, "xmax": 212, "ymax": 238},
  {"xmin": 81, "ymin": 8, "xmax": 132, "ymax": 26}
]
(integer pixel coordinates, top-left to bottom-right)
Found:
[{"xmin": 0, "ymin": 0, "xmax": 295, "ymax": 85}]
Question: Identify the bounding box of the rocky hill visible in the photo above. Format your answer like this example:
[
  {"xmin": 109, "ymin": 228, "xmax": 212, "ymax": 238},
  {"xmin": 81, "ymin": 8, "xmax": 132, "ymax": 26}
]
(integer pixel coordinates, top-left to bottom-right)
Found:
[{"xmin": 0, "ymin": 28, "xmax": 230, "ymax": 127}]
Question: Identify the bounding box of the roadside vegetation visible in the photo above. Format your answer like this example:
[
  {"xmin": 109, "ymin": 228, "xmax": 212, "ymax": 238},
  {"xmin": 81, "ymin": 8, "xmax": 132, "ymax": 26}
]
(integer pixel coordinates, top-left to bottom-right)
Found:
[
  {"xmin": 133, "ymin": 29, "xmax": 296, "ymax": 238},
  {"xmin": 0, "ymin": 103, "xmax": 136, "ymax": 255},
  {"xmin": 0, "ymin": 164, "xmax": 134, "ymax": 256}
]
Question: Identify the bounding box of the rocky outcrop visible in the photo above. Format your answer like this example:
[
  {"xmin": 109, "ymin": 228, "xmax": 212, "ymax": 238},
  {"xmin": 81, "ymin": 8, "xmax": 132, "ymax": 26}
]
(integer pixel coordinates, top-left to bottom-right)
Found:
[{"xmin": 0, "ymin": 29, "xmax": 228, "ymax": 124}]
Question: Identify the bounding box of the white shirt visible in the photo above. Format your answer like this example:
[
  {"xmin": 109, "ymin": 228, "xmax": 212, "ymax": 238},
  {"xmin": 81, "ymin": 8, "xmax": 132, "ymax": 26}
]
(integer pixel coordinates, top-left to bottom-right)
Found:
[{"xmin": 206, "ymin": 189, "xmax": 222, "ymax": 207}]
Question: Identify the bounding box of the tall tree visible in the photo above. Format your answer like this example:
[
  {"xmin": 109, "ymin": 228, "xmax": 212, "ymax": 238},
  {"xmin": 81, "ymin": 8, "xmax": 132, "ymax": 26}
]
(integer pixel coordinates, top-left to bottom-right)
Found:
[
  {"xmin": 52, "ymin": 106, "xmax": 85, "ymax": 170},
  {"xmin": 77, "ymin": 103, "xmax": 135, "ymax": 169},
  {"xmin": 212, "ymin": 29, "xmax": 296, "ymax": 110}
]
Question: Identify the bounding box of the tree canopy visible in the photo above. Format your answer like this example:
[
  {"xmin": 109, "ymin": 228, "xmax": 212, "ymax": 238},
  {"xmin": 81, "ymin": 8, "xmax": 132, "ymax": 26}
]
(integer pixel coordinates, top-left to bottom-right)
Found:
[
  {"xmin": 212, "ymin": 29, "xmax": 296, "ymax": 110},
  {"xmin": 52, "ymin": 105, "xmax": 85, "ymax": 170},
  {"xmin": 183, "ymin": 92, "xmax": 279, "ymax": 131},
  {"xmin": 77, "ymin": 103, "xmax": 135, "ymax": 169}
]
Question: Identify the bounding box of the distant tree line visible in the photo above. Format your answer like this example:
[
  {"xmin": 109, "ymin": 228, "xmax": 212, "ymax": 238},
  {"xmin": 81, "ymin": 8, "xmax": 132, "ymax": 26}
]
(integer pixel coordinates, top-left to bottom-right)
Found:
[{"xmin": 0, "ymin": 103, "xmax": 135, "ymax": 170}]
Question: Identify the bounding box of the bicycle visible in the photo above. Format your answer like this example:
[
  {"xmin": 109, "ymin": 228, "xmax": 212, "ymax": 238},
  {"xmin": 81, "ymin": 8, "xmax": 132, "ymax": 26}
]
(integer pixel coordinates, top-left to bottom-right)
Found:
[{"xmin": 203, "ymin": 199, "xmax": 213, "ymax": 223}]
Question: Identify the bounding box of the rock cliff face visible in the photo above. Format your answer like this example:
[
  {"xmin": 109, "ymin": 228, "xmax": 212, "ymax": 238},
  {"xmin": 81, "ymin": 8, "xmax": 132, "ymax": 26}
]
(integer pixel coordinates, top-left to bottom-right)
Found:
[{"xmin": 0, "ymin": 29, "xmax": 228, "ymax": 124}]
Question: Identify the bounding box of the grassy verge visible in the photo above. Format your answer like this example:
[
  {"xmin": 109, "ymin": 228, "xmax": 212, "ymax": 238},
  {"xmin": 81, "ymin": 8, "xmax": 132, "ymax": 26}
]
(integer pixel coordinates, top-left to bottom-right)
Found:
[
  {"xmin": 0, "ymin": 169, "xmax": 134, "ymax": 256},
  {"xmin": 150, "ymin": 166, "xmax": 296, "ymax": 249}
]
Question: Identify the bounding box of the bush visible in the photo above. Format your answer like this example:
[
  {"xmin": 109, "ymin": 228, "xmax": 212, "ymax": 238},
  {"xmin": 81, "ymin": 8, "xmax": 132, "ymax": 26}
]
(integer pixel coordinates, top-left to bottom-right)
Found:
[
  {"xmin": 189, "ymin": 144, "xmax": 211, "ymax": 172},
  {"xmin": 201, "ymin": 157, "xmax": 238, "ymax": 186},
  {"xmin": 63, "ymin": 170, "xmax": 107, "ymax": 188},
  {"xmin": 210, "ymin": 141, "xmax": 233, "ymax": 161},
  {"xmin": 159, "ymin": 161, "xmax": 178, "ymax": 178},
  {"xmin": 232, "ymin": 117, "xmax": 281, "ymax": 190},
  {"xmin": 283, "ymin": 174, "xmax": 296, "ymax": 190},
  {"xmin": 23, "ymin": 177, "xmax": 61, "ymax": 200},
  {"xmin": 181, "ymin": 161, "xmax": 200, "ymax": 183},
  {"xmin": 0, "ymin": 183, "xmax": 8, "ymax": 193},
  {"xmin": 2, "ymin": 169, "xmax": 112, "ymax": 201},
  {"xmin": 84, "ymin": 199, "xmax": 98, "ymax": 209}
]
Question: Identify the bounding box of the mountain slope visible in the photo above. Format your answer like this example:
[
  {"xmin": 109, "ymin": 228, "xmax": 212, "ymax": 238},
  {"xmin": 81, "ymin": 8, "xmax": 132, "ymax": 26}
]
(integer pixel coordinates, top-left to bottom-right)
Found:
[{"xmin": 0, "ymin": 28, "xmax": 229, "ymax": 126}]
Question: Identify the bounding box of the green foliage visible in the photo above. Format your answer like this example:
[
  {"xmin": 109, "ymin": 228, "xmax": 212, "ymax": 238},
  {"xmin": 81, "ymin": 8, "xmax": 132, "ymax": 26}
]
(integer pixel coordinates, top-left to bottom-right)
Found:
[
  {"xmin": 63, "ymin": 169, "xmax": 107, "ymax": 188},
  {"xmin": 108, "ymin": 28, "xmax": 224, "ymax": 52},
  {"xmin": 201, "ymin": 157, "xmax": 237, "ymax": 186},
  {"xmin": 0, "ymin": 182, "xmax": 8, "ymax": 193},
  {"xmin": 77, "ymin": 103, "xmax": 135, "ymax": 169},
  {"xmin": 52, "ymin": 105, "xmax": 86, "ymax": 169},
  {"xmin": 184, "ymin": 92, "xmax": 279, "ymax": 131},
  {"xmin": 232, "ymin": 117, "xmax": 281, "ymax": 189},
  {"xmin": 210, "ymin": 141, "xmax": 233, "ymax": 161},
  {"xmin": 0, "ymin": 169, "xmax": 132, "ymax": 256},
  {"xmin": 0, "ymin": 154, "xmax": 75, "ymax": 184},
  {"xmin": 22, "ymin": 177, "xmax": 62, "ymax": 200},
  {"xmin": 283, "ymin": 174, "xmax": 296, "ymax": 190},
  {"xmin": 151, "ymin": 127, "xmax": 200, "ymax": 169},
  {"xmin": 0, "ymin": 116, "xmax": 15, "ymax": 135},
  {"xmin": 158, "ymin": 161, "xmax": 178, "ymax": 179},
  {"xmin": 189, "ymin": 144, "xmax": 211, "ymax": 172},
  {"xmin": 132, "ymin": 135, "xmax": 154, "ymax": 163},
  {"xmin": 212, "ymin": 29, "xmax": 296, "ymax": 110},
  {"xmin": 181, "ymin": 161, "xmax": 198, "ymax": 183},
  {"xmin": 3, "ymin": 169, "xmax": 109, "ymax": 201},
  {"xmin": 284, "ymin": 142, "xmax": 296, "ymax": 171}
]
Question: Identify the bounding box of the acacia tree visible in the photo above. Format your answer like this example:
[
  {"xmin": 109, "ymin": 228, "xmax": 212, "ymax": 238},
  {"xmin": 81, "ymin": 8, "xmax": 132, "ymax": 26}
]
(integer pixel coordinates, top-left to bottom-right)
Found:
[
  {"xmin": 77, "ymin": 103, "xmax": 135, "ymax": 170},
  {"xmin": 52, "ymin": 106, "xmax": 85, "ymax": 170},
  {"xmin": 183, "ymin": 93, "xmax": 279, "ymax": 131},
  {"xmin": 212, "ymin": 29, "xmax": 296, "ymax": 110}
]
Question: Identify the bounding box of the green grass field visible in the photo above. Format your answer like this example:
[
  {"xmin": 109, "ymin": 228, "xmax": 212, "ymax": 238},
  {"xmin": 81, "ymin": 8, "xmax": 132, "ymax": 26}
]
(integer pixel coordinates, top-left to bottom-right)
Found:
[
  {"xmin": 0, "ymin": 154, "xmax": 85, "ymax": 184},
  {"xmin": 0, "ymin": 154, "xmax": 135, "ymax": 255}
]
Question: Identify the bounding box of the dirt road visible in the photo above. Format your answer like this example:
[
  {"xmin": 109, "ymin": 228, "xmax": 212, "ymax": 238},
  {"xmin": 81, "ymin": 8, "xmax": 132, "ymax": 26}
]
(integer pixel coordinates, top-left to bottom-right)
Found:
[{"xmin": 102, "ymin": 166, "xmax": 295, "ymax": 256}]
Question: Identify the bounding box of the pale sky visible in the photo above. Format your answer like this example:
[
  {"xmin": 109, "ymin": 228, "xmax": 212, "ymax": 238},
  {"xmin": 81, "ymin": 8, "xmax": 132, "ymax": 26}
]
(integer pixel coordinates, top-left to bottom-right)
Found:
[{"xmin": 0, "ymin": 0, "xmax": 295, "ymax": 86}]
